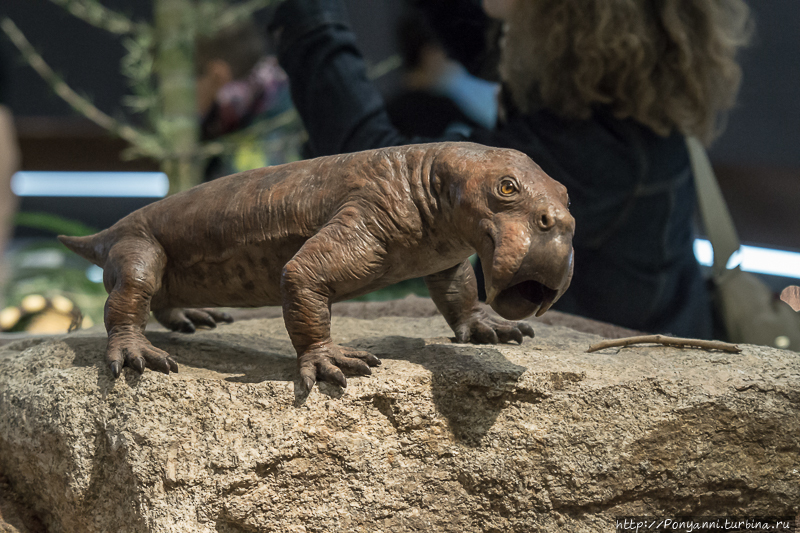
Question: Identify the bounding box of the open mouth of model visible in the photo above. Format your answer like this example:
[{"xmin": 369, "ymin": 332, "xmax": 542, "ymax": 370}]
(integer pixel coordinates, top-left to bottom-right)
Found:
[
  {"xmin": 513, "ymin": 279, "xmax": 558, "ymax": 312},
  {"xmin": 490, "ymin": 278, "xmax": 560, "ymax": 320}
]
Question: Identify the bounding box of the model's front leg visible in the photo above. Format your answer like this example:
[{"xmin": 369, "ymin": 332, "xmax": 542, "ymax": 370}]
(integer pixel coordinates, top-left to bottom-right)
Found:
[
  {"xmin": 425, "ymin": 260, "xmax": 535, "ymax": 344},
  {"xmin": 281, "ymin": 212, "xmax": 383, "ymax": 391}
]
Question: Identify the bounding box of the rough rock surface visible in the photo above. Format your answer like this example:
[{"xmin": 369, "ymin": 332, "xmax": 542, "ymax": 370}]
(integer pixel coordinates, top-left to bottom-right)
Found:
[{"xmin": 0, "ymin": 300, "xmax": 798, "ymax": 532}]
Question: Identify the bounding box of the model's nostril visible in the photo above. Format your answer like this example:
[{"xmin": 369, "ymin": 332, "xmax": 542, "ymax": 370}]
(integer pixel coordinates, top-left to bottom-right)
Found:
[{"xmin": 538, "ymin": 211, "xmax": 555, "ymax": 231}]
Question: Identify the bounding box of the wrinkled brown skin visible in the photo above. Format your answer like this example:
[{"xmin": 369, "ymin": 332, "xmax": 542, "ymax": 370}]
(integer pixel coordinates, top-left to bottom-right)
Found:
[{"xmin": 59, "ymin": 142, "xmax": 574, "ymax": 391}]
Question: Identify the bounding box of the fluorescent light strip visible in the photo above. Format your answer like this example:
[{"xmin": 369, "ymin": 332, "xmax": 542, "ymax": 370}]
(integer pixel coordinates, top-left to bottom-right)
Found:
[
  {"xmin": 11, "ymin": 171, "xmax": 169, "ymax": 198},
  {"xmin": 694, "ymin": 238, "xmax": 800, "ymax": 279}
]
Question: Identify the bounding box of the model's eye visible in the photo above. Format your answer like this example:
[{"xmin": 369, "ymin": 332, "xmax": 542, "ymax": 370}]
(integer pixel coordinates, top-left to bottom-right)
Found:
[{"xmin": 499, "ymin": 178, "xmax": 517, "ymax": 196}]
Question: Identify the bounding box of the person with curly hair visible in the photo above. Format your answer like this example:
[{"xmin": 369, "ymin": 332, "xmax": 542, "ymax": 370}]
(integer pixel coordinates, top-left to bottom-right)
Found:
[{"xmin": 268, "ymin": 0, "xmax": 752, "ymax": 338}]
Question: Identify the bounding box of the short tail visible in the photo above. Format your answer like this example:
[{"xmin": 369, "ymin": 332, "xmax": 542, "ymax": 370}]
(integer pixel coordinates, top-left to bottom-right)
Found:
[{"xmin": 58, "ymin": 232, "xmax": 110, "ymax": 267}]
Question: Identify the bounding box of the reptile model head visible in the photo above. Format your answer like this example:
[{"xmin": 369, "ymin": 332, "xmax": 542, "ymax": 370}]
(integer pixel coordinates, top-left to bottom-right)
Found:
[{"xmin": 436, "ymin": 143, "xmax": 575, "ymax": 320}]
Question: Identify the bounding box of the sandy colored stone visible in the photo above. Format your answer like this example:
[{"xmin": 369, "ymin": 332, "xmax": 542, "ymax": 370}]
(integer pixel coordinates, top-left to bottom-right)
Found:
[{"xmin": 0, "ymin": 306, "xmax": 798, "ymax": 532}]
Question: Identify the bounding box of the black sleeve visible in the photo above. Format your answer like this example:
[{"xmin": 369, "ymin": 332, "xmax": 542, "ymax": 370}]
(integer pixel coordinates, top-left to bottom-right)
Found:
[
  {"xmin": 271, "ymin": 0, "xmax": 476, "ymax": 157},
  {"xmin": 0, "ymin": 47, "xmax": 9, "ymax": 106}
]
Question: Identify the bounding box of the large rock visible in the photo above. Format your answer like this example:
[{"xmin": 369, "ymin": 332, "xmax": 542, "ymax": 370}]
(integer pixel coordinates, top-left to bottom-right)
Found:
[{"xmin": 0, "ymin": 305, "xmax": 798, "ymax": 532}]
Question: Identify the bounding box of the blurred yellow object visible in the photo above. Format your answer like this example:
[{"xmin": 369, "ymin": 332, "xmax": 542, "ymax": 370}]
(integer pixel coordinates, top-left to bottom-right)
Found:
[
  {"xmin": 0, "ymin": 306, "xmax": 21, "ymax": 329},
  {"xmin": 27, "ymin": 310, "xmax": 74, "ymax": 334},
  {"xmin": 233, "ymin": 141, "xmax": 268, "ymax": 172},
  {"xmin": 51, "ymin": 294, "xmax": 75, "ymax": 314},
  {"xmin": 21, "ymin": 294, "xmax": 47, "ymax": 313},
  {"xmin": 0, "ymin": 294, "xmax": 87, "ymax": 334}
]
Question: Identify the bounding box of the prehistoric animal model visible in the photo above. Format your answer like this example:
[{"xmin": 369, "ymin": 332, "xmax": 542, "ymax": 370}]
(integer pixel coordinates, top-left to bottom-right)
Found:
[{"xmin": 60, "ymin": 142, "xmax": 575, "ymax": 390}]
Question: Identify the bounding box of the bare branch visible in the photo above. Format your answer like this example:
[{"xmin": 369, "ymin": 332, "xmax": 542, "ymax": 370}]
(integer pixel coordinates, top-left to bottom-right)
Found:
[
  {"xmin": 587, "ymin": 334, "xmax": 742, "ymax": 354},
  {"xmin": 48, "ymin": 0, "xmax": 146, "ymax": 35},
  {"xmin": 1, "ymin": 17, "xmax": 164, "ymax": 159}
]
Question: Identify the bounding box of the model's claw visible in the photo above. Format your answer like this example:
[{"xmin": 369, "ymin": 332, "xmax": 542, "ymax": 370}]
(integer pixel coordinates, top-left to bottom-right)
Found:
[
  {"xmin": 479, "ymin": 328, "xmax": 500, "ymax": 344},
  {"xmin": 154, "ymin": 358, "xmax": 170, "ymax": 374},
  {"xmin": 131, "ymin": 357, "xmax": 145, "ymax": 374},
  {"xmin": 185, "ymin": 309, "xmax": 218, "ymax": 329},
  {"xmin": 154, "ymin": 308, "xmax": 234, "ymax": 334},
  {"xmin": 332, "ymin": 354, "xmax": 372, "ymax": 376},
  {"xmin": 320, "ymin": 364, "xmax": 347, "ymax": 388},
  {"xmin": 206, "ymin": 310, "xmax": 234, "ymax": 324},
  {"xmin": 301, "ymin": 375, "xmax": 315, "ymax": 393},
  {"xmin": 510, "ymin": 328, "xmax": 523, "ymax": 344},
  {"xmin": 519, "ymin": 322, "xmax": 535, "ymax": 338},
  {"xmin": 297, "ymin": 343, "xmax": 381, "ymax": 390},
  {"xmin": 106, "ymin": 332, "xmax": 177, "ymax": 378},
  {"xmin": 456, "ymin": 309, "xmax": 536, "ymax": 346},
  {"xmin": 495, "ymin": 326, "xmax": 524, "ymax": 344},
  {"xmin": 110, "ymin": 361, "xmax": 122, "ymax": 379}
]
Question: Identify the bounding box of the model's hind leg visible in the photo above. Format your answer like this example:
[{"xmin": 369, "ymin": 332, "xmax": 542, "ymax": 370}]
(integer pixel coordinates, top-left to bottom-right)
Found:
[
  {"xmin": 153, "ymin": 308, "xmax": 233, "ymax": 333},
  {"xmin": 103, "ymin": 238, "xmax": 178, "ymax": 378}
]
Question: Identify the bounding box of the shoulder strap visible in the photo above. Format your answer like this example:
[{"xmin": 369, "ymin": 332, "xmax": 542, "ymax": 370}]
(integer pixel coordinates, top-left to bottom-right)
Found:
[{"xmin": 686, "ymin": 136, "xmax": 741, "ymax": 281}]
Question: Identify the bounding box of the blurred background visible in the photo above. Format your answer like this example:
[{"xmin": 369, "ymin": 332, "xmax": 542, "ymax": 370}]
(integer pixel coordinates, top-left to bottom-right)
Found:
[{"xmin": 0, "ymin": 0, "xmax": 797, "ymax": 331}]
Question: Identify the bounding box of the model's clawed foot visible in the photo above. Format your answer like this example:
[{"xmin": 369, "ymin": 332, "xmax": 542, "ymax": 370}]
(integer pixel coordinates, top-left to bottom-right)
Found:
[
  {"xmin": 154, "ymin": 308, "xmax": 234, "ymax": 333},
  {"xmin": 297, "ymin": 343, "xmax": 381, "ymax": 392},
  {"xmin": 454, "ymin": 308, "xmax": 535, "ymax": 344},
  {"xmin": 106, "ymin": 332, "xmax": 179, "ymax": 378}
]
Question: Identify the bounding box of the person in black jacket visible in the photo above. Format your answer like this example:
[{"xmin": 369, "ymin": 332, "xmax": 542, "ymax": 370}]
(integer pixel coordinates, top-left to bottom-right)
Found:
[{"xmin": 268, "ymin": 0, "xmax": 752, "ymax": 338}]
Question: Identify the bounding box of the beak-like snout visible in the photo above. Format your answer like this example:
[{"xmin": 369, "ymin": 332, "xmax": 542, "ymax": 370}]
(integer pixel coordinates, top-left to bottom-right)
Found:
[{"xmin": 484, "ymin": 200, "xmax": 574, "ymax": 320}]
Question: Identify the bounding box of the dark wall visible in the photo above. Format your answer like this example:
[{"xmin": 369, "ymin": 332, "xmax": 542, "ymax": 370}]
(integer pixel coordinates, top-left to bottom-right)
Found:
[
  {"xmin": 1, "ymin": 0, "xmax": 151, "ymax": 116},
  {"xmin": 710, "ymin": 0, "xmax": 800, "ymax": 167}
]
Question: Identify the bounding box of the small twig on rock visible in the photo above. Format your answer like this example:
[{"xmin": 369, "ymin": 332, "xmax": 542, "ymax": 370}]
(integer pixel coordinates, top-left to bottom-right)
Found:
[{"xmin": 587, "ymin": 334, "xmax": 742, "ymax": 353}]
